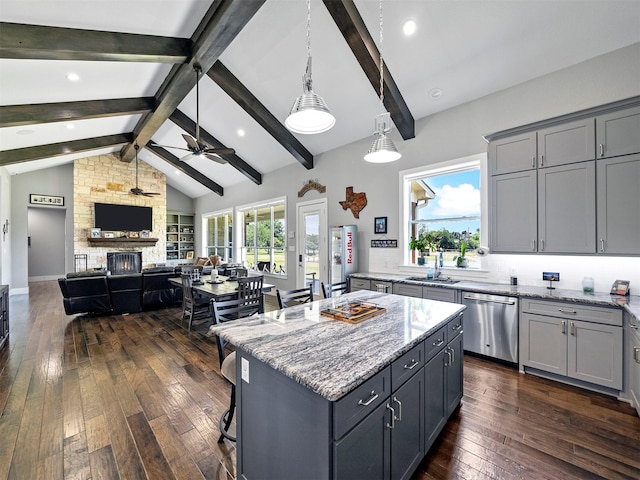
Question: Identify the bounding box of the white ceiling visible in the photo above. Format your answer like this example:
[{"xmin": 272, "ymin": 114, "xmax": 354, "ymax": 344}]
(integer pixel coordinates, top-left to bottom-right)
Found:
[{"xmin": 1, "ymin": 0, "xmax": 639, "ymax": 198}]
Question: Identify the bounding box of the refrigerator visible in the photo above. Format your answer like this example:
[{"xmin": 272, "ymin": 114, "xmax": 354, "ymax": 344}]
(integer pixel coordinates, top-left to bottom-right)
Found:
[{"xmin": 329, "ymin": 225, "xmax": 358, "ymax": 284}]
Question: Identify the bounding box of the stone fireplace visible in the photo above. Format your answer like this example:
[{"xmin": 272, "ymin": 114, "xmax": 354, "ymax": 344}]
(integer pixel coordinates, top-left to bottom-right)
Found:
[{"xmin": 107, "ymin": 252, "xmax": 142, "ymax": 275}]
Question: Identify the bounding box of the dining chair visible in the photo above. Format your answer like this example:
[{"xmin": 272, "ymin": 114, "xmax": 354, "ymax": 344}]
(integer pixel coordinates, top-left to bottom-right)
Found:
[
  {"xmin": 236, "ymin": 275, "xmax": 264, "ymax": 316},
  {"xmin": 321, "ymin": 280, "xmax": 349, "ymax": 299},
  {"xmin": 276, "ymin": 284, "xmax": 314, "ymax": 309},
  {"xmin": 180, "ymin": 274, "xmax": 211, "ymax": 330},
  {"xmin": 210, "ymin": 296, "xmax": 264, "ymax": 443}
]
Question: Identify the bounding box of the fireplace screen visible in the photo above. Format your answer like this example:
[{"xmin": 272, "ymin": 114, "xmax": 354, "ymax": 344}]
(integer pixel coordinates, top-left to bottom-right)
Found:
[{"xmin": 107, "ymin": 252, "xmax": 142, "ymax": 275}]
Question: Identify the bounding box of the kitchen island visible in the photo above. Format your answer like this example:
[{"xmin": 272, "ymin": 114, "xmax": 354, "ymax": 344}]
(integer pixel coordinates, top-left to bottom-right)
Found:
[{"xmin": 210, "ymin": 290, "xmax": 465, "ymax": 480}]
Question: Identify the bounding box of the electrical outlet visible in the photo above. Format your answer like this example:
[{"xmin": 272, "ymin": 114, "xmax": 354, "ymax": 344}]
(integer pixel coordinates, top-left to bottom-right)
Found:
[{"xmin": 241, "ymin": 357, "xmax": 249, "ymax": 383}]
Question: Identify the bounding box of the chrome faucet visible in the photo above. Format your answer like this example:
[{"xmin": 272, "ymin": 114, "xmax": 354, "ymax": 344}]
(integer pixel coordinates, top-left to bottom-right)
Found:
[{"xmin": 434, "ymin": 253, "xmax": 441, "ymax": 279}]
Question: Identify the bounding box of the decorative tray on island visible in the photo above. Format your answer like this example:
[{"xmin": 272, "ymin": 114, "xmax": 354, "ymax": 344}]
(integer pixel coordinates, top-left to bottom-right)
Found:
[{"xmin": 320, "ymin": 301, "xmax": 386, "ymax": 324}]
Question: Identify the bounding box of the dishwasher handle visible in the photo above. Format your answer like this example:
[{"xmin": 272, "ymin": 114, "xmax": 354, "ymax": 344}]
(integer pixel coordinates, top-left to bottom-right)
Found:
[{"xmin": 463, "ymin": 295, "xmax": 516, "ymax": 306}]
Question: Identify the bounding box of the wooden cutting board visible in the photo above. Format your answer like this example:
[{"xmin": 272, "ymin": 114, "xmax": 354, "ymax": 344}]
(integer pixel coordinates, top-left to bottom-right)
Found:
[{"xmin": 321, "ymin": 302, "xmax": 386, "ymax": 324}]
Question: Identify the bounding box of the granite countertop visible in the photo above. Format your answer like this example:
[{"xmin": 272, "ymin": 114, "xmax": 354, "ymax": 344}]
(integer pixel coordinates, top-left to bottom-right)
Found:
[
  {"xmin": 209, "ymin": 290, "xmax": 465, "ymax": 402},
  {"xmin": 349, "ymin": 272, "xmax": 640, "ymax": 320}
]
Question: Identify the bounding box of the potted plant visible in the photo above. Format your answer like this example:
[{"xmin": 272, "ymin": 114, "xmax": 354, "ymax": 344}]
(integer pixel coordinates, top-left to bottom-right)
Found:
[
  {"xmin": 454, "ymin": 240, "xmax": 468, "ymax": 268},
  {"xmin": 409, "ymin": 235, "xmax": 429, "ymax": 265}
]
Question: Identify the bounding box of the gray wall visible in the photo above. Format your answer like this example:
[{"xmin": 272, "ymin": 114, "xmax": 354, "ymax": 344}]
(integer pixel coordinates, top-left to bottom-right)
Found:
[
  {"xmin": 194, "ymin": 43, "xmax": 640, "ymax": 290},
  {"xmin": 167, "ymin": 185, "xmax": 194, "ymax": 213}
]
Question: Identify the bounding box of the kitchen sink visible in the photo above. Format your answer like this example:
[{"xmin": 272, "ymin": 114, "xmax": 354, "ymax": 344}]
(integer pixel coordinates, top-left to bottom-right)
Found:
[{"xmin": 406, "ymin": 276, "xmax": 459, "ymax": 284}]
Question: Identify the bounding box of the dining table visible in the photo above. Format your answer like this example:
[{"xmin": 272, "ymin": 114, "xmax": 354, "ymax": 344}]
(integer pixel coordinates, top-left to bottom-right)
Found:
[{"xmin": 169, "ymin": 272, "xmax": 274, "ymax": 302}]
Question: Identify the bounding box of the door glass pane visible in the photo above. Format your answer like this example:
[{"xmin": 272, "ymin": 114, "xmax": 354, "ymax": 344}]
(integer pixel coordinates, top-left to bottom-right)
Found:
[{"xmin": 305, "ymin": 212, "xmax": 320, "ymax": 293}]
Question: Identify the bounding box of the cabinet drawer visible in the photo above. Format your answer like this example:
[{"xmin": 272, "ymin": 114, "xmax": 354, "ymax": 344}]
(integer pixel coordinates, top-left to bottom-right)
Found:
[
  {"xmin": 521, "ymin": 299, "xmax": 622, "ymax": 326},
  {"xmin": 333, "ymin": 367, "xmax": 391, "ymax": 440},
  {"xmin": 371, "ymin": 280, "xmax": 392, "ymax": 293},
  {"xmin": 349, "ymin": 278, "xmax": 370, "ymax": 291},
  {"xmin": 393, "ymin": 283, "xmax": 422, "ymax": 298},
  {"xmin": 447, "ymin": 314, "xmax": 464, "ymax": 342},
  {"xmin": 423, "ymin": 287, "xmax": 457, "ymax": 303},
  {"xmin": 424, "ymin": 325, "xmax": 447, "ymax": 362},
  {"xmin": 391, "ymin": 342, "xmax": 424, "ymax": 391}
]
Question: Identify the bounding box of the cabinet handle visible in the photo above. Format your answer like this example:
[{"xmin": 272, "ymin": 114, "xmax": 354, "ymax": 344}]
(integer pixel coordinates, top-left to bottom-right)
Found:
[
  {"xmin": 561, "ymin": 320, "xmax": 566, "ymax": 334},
  {"xmin": 634, "ymin": 347, "xmax": 640, "ymax": 364},
  {"xmin": 393, "ymin": 396, "xmax": 402, "ymax": 421},
  {"xmin": 386, "ymin": 404, "xmax": 395, "ymax": 429},
  {"xmin": 450, "ymin": 346, "xmax": 455, "ymax": 364},
  {"xmin": 452, "ymin": 323, "xmax": 462, "ymax": 331},
  {"xmin": 599, "ymin": 143, "xmax": 604, "ymax": 157},
  {"xmin": 444, "ymin": 347, "xmax": 451, "ymax": 366},
  {"xmin": 532, "ymin": 155, "xmax": 536, "ymax": 168},
  {"xmin": 358, "ymin": 390, "xmax": 379, "ymax": 407},
  {"xmin": 570, "ymin": 321, "xmax": 576, "ymax": 336},
  {"xmin": 404, "ymin": 359, "xmax": 419, "ymax": 370},
  {"xmin": 540, "ymin": 154, "xmax": 544, "ymax": 166},
  {"xmin": 433, "ymin": 338, "xmax": 444, "ymax": 347},
  {"xmin": 540, "ymin": 239, "xmax": 545, "ymax": 251},
  {"xmin": 559, "ymin": 309, "xmax": 577, "ymax": 314},
  {"xmin": 532, "ymin": 239, "xmax": 537, "ymax": 251},
  {"xmin": 600, "ymin": 239, "xmax": 605, "ymax": 252}
]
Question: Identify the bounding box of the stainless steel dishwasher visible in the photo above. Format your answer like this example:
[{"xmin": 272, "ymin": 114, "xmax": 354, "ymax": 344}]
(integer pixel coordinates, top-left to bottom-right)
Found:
[{"xmin": 461, "ymin": 292, "xmax": 519, "ymax": 363}]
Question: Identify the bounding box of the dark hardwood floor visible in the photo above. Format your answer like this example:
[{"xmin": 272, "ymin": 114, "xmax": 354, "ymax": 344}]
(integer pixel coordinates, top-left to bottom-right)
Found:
[{"xmin": 0, "ymin": 280, "xmax": 638, "ymax": 480}]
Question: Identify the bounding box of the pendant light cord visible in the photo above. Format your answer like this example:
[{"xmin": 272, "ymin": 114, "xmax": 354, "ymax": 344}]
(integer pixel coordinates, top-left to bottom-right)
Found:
[
  {"xmin": 306, "ymin": 0, "xmax": 311, "ymax": 60},
  {"xmin": 378, "ymin": 0, "xmax": 384, "ymax": 114}
]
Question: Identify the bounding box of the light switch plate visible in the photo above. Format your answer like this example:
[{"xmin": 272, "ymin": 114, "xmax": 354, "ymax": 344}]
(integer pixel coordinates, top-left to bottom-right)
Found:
[{"xmin": 241, "ymin": 357, "xmax": 249, "ymax": 383}]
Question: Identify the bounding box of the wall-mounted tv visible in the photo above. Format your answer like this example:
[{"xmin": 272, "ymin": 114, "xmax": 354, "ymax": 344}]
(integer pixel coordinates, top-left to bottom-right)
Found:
[{"xmin": 94, "ymin": 203, "xmax": 152, "ymax": 232}]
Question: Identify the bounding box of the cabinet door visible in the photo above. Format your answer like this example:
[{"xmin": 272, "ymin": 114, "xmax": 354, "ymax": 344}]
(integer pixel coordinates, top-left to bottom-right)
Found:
[
  {"xmin": 490, "ymin": 170, "xmax": 537, "ymax": 253},
  {"xmin": 629, "ymin": 322, "xmax": 640, "ymax": 416},
  {"xmin": 423, "ymin": 287, "xmax": 457, "ymax": 303},
  {"xmin": 393, "ymin": 283, "xmax": 422, "ymax": 298},
  {"xmin": 520, "ymin": 313, "xmax": 566, "ymax": 375},
  {"xmin": 350, "ymin": 278, "xmax": 371, "ymax": 291},
  {"xmin": 596, "ymin": 154, "xmax": 640, "ymax": 254},
  {"xmin": 538, "ymin": 161, "xmax": 596, "ymax": 253},
  {"xmin": 390, "ymin": 371, "xmax": 424, "ymax": 480},
  {"xmin": 596, "ymin": 105, "xmax": 640, "ymax": 158},
  {"xmin": 488, "ymin": 132, "xmax": 537, "ymax": 175},
  {"xmin": 445, "ymin": 333, "xmax": 464, "ymax": 418},
  {"xmin": 567, "ymin": 320, "xmax": 623, "ymax": 389},
  {"xmin": 424, "ymin": 349, "xmax": 446, "ymax": 452},
  {"xmin": 334, "ymin": 400, "xmax": 391, "ymax": 480},
  {"xmin": 537, "ymin": 118, "xmax": 595, "ymax": 167}
]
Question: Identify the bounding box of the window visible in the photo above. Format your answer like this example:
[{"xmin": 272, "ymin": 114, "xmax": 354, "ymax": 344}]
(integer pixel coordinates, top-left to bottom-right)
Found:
[
  {"xmin": 239, "ymin": 197, "xmax": 286, "ymax": 275},
  {"xmin": 204, "ymin": 210, "xmax": 233, "ymax": 262},
  {"xmin": 403, "ymin": 156, "xmax": 483, "ymax": 269}
]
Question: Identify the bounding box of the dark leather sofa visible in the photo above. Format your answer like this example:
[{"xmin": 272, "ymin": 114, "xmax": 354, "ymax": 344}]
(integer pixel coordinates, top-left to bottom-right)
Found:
[{"xmin": 58, "ymin": 267, "xmax": 184, "ymax": 316}]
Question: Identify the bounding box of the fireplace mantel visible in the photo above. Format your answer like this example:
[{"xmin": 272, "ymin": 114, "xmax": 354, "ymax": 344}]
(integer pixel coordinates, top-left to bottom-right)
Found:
[{"xmin": 87, "ymin": 237, "xmax": 159, "ymax": 247}]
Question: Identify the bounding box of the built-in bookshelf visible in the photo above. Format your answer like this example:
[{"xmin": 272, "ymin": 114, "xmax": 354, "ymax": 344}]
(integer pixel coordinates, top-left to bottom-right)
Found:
[{"xmin": 166, "ymin": 212, "xmax": 195, "ymax": 263}]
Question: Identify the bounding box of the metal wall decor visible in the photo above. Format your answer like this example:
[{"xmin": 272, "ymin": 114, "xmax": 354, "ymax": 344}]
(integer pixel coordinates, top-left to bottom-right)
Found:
[
  {"xmin": 298, "ymin": 178, "xmax": 326, "ymax": 197},
  {"xmin": 339, "ymin": 186, "xmax": 367, "ymax": 218}
]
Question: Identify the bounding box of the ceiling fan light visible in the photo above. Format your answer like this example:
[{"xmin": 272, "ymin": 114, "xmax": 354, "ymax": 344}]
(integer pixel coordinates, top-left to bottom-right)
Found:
[
  {"xmin": 364, "ymin": 134, "xmax": 402, "ymax": 163},
  {"xmin": 285, "ymin": 91, "xmax": 336, "ymax": 134}
]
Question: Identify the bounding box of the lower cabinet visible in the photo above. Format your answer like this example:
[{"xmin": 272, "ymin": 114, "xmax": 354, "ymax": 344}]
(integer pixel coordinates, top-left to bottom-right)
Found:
[
  {"xmin": 0, "ymin": 285, "xmax": 8, "ymax": 351},
  {"xmin": 626, "ymin": 313, "xmax": 640, "ymax": 417},
  {"xmin": 520, "ymin": 299, "xmax": 623, "ymax": 390}
]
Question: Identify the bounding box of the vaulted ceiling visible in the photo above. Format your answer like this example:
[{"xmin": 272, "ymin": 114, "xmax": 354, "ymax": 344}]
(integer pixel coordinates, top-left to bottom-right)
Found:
[{"xmin": 1, "ymin": 0, "xmax": 638, "ymax": 198}]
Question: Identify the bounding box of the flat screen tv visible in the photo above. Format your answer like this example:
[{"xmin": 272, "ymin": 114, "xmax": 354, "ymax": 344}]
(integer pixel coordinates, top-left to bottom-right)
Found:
[{"xmin": 94, "ymin": 203, "xmax": 152, "ymax": 232}]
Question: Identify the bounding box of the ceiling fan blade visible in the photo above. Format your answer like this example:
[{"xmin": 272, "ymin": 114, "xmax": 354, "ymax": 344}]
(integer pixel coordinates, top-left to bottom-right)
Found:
[
  {"xmin": 150, "ymin": 142, "xmax": 191, "ymax": 152},
  {"xmin": 204, "ymin": 147, "xmax": 235, "ymax": 155},
  {"xmin": 142, "ymin": 192, "xmax": 161, "ymax": 197},
  {"xmin": 182, "ymin": 134, "xmax": 199, "ymax": 150},
  {"xmin": 180, "ymin": 152, "xmax": 200, "ymax": 162},
  {"xmin": 203, "ymin": 153, "xmax": 228, "ymax": 164}
]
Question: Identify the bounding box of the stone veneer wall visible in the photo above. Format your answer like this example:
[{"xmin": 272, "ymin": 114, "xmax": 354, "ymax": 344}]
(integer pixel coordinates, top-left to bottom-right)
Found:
[{"xmin": 73, "ymin": 153, "xmax": 167, "ymax": 270}]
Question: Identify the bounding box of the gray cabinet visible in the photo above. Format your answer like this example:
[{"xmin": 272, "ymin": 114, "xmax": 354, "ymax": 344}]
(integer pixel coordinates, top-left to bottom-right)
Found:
[
  {"xmin": 490, "ymin": 170, "xmax": 537, "ymax": 253},
  {"xmin": 626, "ymin": 314, "xmax": 640, "ymax": 417},
  {"xmin": 349, "ymin": 278, "xmax": 371, "ymax": 291},
  {"xmin": 596, "ymin": 153, "xmax": 640, "ymax": 254},
  {"xmin": 0, "ymin": 285, "xmax": 8, "ymax": 351},
  {"xmin": 537, "ymin": 118, "xmax": 595, "ymax": 167},
  {"xmin": 393, "ymin": 283, "xmax": 422, "ymax": 298},
  {"xmin": 537, "ymin": 161, "xmax": 596, "ymax": 253},
  {"xmin": 488, "ymin": 131, "xmax": 536, "ymax": 175},
  {"xmin": 423, "ymin": 287, "xmax": 457, "ymax": 303},
  {"xmin": 596, "ymin": 105, "xmax": 640, "ymax": 158},
  {"xmin": 520, "ymin": 299, "xmax": 623, "ymax": 390}
]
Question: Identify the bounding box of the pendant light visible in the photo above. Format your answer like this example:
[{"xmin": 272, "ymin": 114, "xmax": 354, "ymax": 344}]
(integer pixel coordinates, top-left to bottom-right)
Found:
[
  {"xmin": 285, "ymin": 0, "xmax": 335, "ymax": 134},
  {"xmin": 364, "ymin": 0, "xmax": 401, "ymax": 163}
]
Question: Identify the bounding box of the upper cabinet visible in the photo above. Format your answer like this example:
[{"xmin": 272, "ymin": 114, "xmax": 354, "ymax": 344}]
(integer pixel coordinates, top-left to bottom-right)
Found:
[
  {"xmin": 487, "ymin": 97, "xmax": 640, "ymax": 255},
  {"xmin": 596, "ymin": 105, "xmax": 640, "ymax": 159}
]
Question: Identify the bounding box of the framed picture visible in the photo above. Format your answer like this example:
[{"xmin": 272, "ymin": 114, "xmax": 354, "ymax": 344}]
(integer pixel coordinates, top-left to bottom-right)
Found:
[
  {"xmin": 30, "ymin": 193, "xmax": 64, "ymax": 206},
  {"xmin": 374, "ymin": 216, "xmax": 387, "ymax": 234},
  {"xmin": 140, "ymin": 230, "xmax": 150, "ymax": 238},
  {"xmin": 90, "ymin": 228, "xmax": 101, "ymax": 238},
  {"xmin": 129, "ymin": 231, "xmax": 140, "ymax": 238},
  {"xmin": 103, "ymin": 231, "xmax": 115, "ymax": 239},
  {"xmin": 186, "ymin": 251, "xmax": 194, "ymax": 260}
]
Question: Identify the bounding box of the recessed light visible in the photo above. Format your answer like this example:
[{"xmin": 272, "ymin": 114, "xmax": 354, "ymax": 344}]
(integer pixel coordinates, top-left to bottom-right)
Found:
[
  {"xmin": 237, "ymin": 129, "xmax": 246, "ymax": 137},
  {"xmin": 66, "ymin": 124, "xmax": 75, "ymax": 130},
  {"xmin": 16, "ymin": 129, "xmax": 35, "ymax": 135},
  {"xmin": 429, "ymin": 88, "xmax": 443, "ymax": 99},
  {"xmin": 402, "ymin": 19, "xmax": 417, "ymax": 36},
  {"xmin": 66, "ymin": 73, "xmax": 80, "ymax": 81},
  {"xmin": 175, "ymin": 170, "xmax": 180, "ymax": 175}
]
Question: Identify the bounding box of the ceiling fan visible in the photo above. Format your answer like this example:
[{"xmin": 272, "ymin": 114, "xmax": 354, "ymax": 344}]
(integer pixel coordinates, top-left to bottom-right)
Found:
[
  {"xmin": 152, "ymin": 65, "xmax": 235, "ymax": 164},
  {"xmin": 130, "ymin": 144, "xmax": 160, "ymax": 197}
]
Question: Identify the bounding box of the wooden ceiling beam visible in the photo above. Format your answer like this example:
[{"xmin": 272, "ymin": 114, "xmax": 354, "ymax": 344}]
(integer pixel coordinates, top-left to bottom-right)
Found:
[
  {"xmin": 169, "ymin": 109, "xmax": 262, "ymax": 185},
  {"xmin": 207, "ymin": 61, "xmax": 314, "ymax": 170},
  {"xmin": 322, "ymin": 0, "xmax": 415, "ymax": 140},
  {"xmin": 0, "ymin": 97, "xmax": 155, "ymax": 128},
  {"xmin": 120, "ymin": 0, "xmax": 267, "ymax": 162},
  {"xmin": 0, "ymin": 133, "xmax": 132, "ymax": 166},
  {"xmin": 145, "ymin": 143, "xmax": 223, "ymax": 196},
  {"xmin": 0, "ymin": 22, "xmax": 190, "ymax": 63}
]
